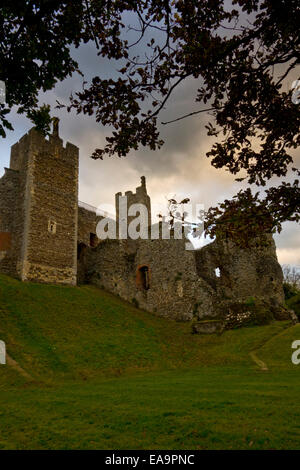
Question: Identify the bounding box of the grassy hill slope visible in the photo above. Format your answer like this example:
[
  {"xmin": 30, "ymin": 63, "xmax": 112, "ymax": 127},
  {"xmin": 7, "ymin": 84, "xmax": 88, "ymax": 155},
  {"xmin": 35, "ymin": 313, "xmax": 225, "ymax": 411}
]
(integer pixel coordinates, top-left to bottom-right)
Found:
[{"xmin": 0, "ymin": 274, "xmax": 300, "ymax": 449}]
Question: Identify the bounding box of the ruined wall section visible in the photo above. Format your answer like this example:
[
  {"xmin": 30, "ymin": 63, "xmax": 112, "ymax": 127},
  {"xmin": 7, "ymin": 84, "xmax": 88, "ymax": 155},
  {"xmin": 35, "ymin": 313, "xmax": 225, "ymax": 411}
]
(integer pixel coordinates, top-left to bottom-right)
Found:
[
  {"xmin": 85, "ymin": 237, "xmax": 216, "ymax": 321},
  {"xmin": 85, "ymin": 230, "xmax": 287, "ymax": 324},
  {"xmin": 133, "ymin": 238, "xmax": 215, "ymax": 320},
  {"xmin": 195, "ymin": 236, "xmax": 286, "ymax": 319}
]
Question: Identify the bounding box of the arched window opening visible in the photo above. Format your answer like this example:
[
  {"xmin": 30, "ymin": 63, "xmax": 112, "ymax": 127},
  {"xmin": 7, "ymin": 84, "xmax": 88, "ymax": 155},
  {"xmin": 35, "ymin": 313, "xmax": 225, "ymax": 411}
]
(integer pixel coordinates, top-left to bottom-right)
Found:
[{"xmin": 136, "ymin": 265, "xmax": 150, "ymax": 290}]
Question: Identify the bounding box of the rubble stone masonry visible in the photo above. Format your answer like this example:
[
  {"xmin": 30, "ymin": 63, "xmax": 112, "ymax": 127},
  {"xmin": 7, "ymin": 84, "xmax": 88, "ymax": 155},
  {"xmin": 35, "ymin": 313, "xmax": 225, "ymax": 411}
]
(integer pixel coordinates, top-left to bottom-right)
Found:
[{"xmin": 0, "ymin": 125, "xmax": 79, "ymax": 284}]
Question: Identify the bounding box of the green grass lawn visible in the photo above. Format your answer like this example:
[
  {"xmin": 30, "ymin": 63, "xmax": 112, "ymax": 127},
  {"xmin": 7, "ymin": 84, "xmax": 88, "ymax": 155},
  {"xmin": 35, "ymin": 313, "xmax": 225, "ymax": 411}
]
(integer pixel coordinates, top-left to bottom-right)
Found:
[{"xmin": 0, "ymin": 274, "xmax": 299, "ymax": 449}]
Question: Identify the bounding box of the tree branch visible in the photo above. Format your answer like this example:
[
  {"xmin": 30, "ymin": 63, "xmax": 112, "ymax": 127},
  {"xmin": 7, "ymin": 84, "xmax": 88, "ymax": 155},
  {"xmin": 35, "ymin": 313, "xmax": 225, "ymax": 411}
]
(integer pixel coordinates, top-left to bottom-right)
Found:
[{"xmin": 161, "ymin": 107, "xmax": 218, "ymax": 125}]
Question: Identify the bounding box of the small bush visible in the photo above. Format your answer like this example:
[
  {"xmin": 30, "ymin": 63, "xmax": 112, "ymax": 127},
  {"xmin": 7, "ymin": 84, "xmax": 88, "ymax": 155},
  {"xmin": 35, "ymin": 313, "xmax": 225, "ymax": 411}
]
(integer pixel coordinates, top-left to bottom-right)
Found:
[
  {"xmin": 131, "ymin": 297, "xmax": 139, "ymax": 309},
  {"xmin": 283, "ymin": 282, "xmax": 299, "ymax": 300},
  {"xmin": 245, "ymin": 297, "xmax": 256, "ymax": 307},
  {"xmin": 222, "ymin": 300, "xmax": 274, "ymax": 329},
  {"xmin": 287, "ymin": 293, "xmax": 300, "ymax": 320}
]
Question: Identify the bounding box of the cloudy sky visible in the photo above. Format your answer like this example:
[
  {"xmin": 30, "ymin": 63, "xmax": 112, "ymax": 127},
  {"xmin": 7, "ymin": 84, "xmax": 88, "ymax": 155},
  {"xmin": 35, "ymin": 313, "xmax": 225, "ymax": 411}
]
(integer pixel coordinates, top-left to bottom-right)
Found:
[{"xmin": 0, "ymin": 39, "xmax": 299, "ymax": 266}]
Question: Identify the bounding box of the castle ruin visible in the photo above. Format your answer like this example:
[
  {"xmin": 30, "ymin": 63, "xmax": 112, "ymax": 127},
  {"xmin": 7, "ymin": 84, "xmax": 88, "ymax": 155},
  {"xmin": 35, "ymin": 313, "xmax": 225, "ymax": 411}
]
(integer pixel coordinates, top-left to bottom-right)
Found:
[{"xmin": 0, "ymin": 123, "xmax": 292, "ymax": 331}]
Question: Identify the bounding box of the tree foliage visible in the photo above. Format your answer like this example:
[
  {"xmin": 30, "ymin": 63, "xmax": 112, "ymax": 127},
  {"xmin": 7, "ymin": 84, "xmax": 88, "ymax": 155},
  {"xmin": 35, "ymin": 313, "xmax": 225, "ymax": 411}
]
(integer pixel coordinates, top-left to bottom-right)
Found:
[
  {"xmin": 0, "ymin": 0, "xmax": 299, "ymax": 238},
  {"xmin": 0, "ymin": 0, "xmax": 91, "ymax": 136}
]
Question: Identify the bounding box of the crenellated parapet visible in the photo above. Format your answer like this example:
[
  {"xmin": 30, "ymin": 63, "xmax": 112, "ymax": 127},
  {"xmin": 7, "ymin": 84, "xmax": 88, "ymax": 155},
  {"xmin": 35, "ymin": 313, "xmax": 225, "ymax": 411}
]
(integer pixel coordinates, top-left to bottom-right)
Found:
[{"xmin": 115, "ymin": 176, "xmax": 151, "ymax": 239}]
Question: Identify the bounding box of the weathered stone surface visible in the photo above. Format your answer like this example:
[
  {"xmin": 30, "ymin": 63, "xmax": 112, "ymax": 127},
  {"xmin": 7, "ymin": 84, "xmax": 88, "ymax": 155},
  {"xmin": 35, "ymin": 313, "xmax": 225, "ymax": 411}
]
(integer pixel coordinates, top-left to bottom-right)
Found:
[
  {"xmin": 194, "ymin": 236, "xmax": 286, "ymax": 321},
  {"xmin": 85, "ymin": 237, "xmax": 217, "ymax": 321},
  {"xmin": 0, "ymin": 168, "xmax": 20, "ymax": 277},
  {"xmin": 77, "ymin": 206, "xmax": 102, "ymax": 283},
  {"xmin": 84, "ymin": 231, "xmax": 289, "ymax": 326},
  {"xmin": 0, "ymin": 125, "xmax": 79, "ymax": 284}
]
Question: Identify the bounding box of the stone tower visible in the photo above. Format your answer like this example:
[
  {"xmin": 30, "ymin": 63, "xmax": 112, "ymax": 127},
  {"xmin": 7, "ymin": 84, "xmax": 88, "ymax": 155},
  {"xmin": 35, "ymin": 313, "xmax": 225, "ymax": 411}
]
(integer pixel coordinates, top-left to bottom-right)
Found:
[
  {"xmin": 115, "ymin": 176, "xmax": 151, "ymax": 238},
  {"xmin": 0, "ymin": 120, "xmax": 79, "ymax": 284}
]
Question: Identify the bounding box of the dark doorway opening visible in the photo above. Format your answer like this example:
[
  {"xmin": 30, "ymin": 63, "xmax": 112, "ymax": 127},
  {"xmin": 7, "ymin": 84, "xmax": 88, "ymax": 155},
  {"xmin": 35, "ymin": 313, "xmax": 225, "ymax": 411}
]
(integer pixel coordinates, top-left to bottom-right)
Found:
[
  {"xmin": 137, "ymin": 265, "xmax": 150, "ymax": 290},
  {"xmin": 77, "ymin": 242, "xmax": 87, "ymax": 260},
  {"xmin": 90, "ymin": 233, "xmax": 97, "ymax": 247}
]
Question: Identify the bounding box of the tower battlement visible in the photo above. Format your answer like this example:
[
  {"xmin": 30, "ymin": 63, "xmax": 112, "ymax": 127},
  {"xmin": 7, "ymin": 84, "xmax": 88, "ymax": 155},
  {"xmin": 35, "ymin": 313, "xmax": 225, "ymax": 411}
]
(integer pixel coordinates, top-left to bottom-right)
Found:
[
  {"xmin": 115, "ymin": 176, "xmax": 151, "ymax": 238},
  {"xmin": 10, "ymin": 123, "xmax": 78, "ymax": 172}
]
